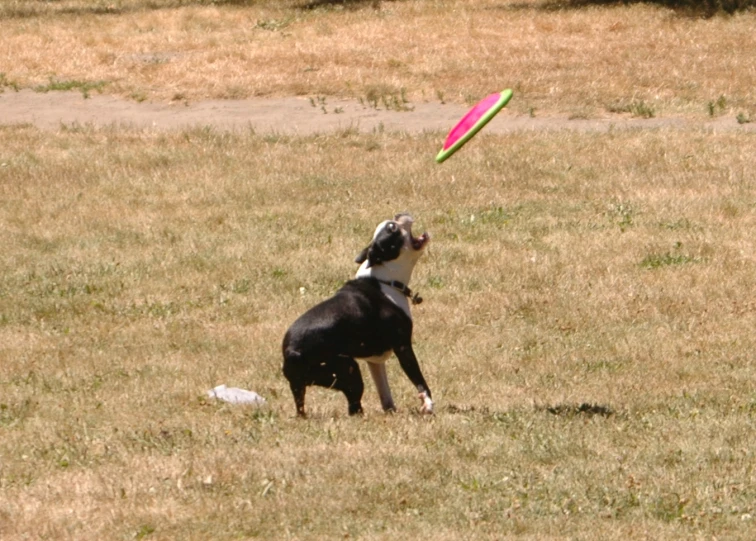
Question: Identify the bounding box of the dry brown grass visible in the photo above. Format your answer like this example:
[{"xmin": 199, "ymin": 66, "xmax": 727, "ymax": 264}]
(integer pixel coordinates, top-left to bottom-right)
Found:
[
  {"xmin": 1, "ymin": 0, "xmax": 755, "ymax": 119},
  {"xmin": 1, "ymin": 123, "xmax": 755, "ymax": 539}
]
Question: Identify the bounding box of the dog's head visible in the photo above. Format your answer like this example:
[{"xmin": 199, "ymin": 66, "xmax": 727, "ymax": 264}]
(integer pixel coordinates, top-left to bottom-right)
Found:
[{"xmin": 354, "ymin": 213, "xmax": 429, "ymax": 277}]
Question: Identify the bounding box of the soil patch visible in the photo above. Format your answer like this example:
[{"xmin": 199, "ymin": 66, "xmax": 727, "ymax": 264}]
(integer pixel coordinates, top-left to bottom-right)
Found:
[{"xmin": 1, "ymin": 89, "xmax": 752, "ymax": 134}]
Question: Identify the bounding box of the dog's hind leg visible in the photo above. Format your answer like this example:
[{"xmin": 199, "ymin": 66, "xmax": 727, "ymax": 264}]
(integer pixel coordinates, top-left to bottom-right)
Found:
[
  {"xmin": 311, "ymin": 356, "xmax": 365, "ymax": 415},
  {"xmin": 282, "ymin": 350, "xmax": 308, "ymax": 417},
  {"xmin": 366, "ymin": 361, "xmax": 396, "ymax": 412},
  {"xmin": 288, "ymin": 381, "xmax": 307, "ymax": 417}
]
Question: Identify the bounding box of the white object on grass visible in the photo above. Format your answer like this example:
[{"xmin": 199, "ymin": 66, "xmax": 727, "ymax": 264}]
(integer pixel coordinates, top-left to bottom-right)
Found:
[{"xmin": 208, "ymin": 384, "xmax": 266, "ymax": 405}]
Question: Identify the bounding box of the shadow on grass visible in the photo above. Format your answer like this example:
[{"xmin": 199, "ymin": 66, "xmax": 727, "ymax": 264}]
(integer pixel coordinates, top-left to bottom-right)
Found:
[
  {"xmin": 1, "ymin": 0, "xmax": 276, "ymax": 19},
  {"xmin": 300, "ymin": 0, "xmax": 400, "ymax": 9},
  {"xmin": 445, "ymin": 402, "xmax": 615, "ymax": 418},
  {"xmin": 541, "ymin": 402, "xmax": 614, "ymax": 417},
  {"xmin": 5, "ymin": 0, "xmax": 751, "ymax": 18},
  {"xmin": 1, "ymin": 0, "xmax": 397, "ymax": 19},
  {"xmin": 491, "ymin": 0, "xmax": 753, "ymax": 16},
  {"xmin": 581, "ymin": 0, "xmax": 750, "ymax": 14}
]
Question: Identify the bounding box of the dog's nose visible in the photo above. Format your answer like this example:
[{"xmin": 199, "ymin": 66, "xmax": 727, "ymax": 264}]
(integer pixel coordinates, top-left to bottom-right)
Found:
[{"xmin": 394, "ymin": 212, "xmax": 414, "ymax": 225}]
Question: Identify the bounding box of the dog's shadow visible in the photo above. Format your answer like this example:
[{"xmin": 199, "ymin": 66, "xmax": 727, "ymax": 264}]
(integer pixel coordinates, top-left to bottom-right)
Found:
[{"xmin": 444, "ymin": 402, "xmax": 615, "ymax": 419}]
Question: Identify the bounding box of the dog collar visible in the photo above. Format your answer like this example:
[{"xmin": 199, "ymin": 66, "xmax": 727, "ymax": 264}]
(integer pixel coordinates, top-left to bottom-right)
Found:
[{"xmin": 378, "ymin": 279, "xmax": 423, "ymax": 305}]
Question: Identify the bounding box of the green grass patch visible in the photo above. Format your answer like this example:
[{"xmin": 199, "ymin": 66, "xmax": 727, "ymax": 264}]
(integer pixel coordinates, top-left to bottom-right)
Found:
[
  {"xmin": 33, "ymin": 77, "xmax": 108, "ymax": 98},
  {"xmin": 0, "ymin": 72, "xmax": 20, "ymax": 92},
  {"xmin": 641, "ymin": 250, "xmax": 700, "ymax": 269},
  {"xmin": 607, "ymin": 100, "xmax": 656, "ymax": 119}
]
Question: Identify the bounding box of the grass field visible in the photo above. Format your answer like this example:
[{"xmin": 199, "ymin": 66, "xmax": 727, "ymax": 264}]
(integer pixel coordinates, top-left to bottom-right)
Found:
[
  {"xmin": 2, "ymin": 0, "xmax": 755, "ymax": 119},
  {"xmin": 2, "ymin": 0, "xmax": 756, "ymax": 539}
]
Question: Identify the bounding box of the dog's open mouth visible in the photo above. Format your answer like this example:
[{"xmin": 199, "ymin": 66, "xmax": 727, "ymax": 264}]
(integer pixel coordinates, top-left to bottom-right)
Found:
[
  {"xmin": 411, "ymin": 232, "xmax": 430, "ymax": 250},
  {"xmin": 395, "ymin": 213, "xmax": 430, "ymax": 251}
]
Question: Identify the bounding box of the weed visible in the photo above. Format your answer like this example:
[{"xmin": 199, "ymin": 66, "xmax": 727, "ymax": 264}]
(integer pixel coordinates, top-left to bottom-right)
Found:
[
  {"xmin": 659, "ymin": 218, "xmax": 693, "ymax": 230},
  {"xmin": 0, "ymin": 399, "xmax": 35, "ymax": 427},
  {"xmin": 476, "ymin": 206, "xmax": 512, "ymax": 225},
  {"xmin": 134, "ymin": 524, "xmax": 156, "ymax": 540},
  {"xmin": 364, "ymin": 86, "xmax": 382, "ymax": 109},
  {"xmin": 708, "ymin": 95, "xmax": 728, "ymax": 117},
  {"xmin": 0, "ymin": 72, "xmax": 19, "ymax": 92},
  {"xmin": 641, "ymin": 243, "xmax": 700, "ymax": 269},
  {"xmin": 631, "ymin": 100, "xmax": 655, "ymax": 119},
  {"xmin": 382, "ymin": 91, "xmax": 414, "ymax": 112},
  {"xmin": 254, "ymin": 16, "xmax": 295, "ymax": 32},
  {"xmin": 33, "ymin": 77, "xmax": 107, "ymax": 98},
  {"xmin": 607, "ymin": 100, "xmax": 655, "ymax": 119},
  {"xmin": 464, "ymin": 93, "xmax": 480, "ymax": 106},
  {"xmin": 651, "ymin": 493, "xmax": 690, "ymax": 522},
  {"xmin": 607, "ymin": 200, "xmax": 635, "ymax": 231},
  {"xmin": 310, "ymin": 95, "xmax": 328, "ymax": 111}
]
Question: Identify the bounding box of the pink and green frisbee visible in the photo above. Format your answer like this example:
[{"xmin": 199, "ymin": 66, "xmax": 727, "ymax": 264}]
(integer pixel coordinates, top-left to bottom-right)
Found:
[{"xmin": 435, "ymin": 89, "xmax": 513, "ymax": 164}]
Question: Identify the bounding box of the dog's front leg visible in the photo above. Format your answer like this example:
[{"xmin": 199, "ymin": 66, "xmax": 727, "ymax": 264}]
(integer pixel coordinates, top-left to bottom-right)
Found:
[
  {"xmin": 394, "ymin": 344, "xmax": 433, "ymax": 414},
  {"xmin": 366, "ymin": 361, "xmax": 396, "ymax": 412}
]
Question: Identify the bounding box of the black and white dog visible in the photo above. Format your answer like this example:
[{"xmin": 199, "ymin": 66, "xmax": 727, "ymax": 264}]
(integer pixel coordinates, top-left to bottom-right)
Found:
[{"xmin": 282, "ymin": 213, "xmax": 433, "ymax": 417}]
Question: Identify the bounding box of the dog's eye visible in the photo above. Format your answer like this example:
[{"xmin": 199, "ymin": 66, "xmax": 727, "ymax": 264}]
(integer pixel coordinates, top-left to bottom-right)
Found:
[{"xmin": 386, "ymin": 222, "xmax": 397, "ymax": 233}]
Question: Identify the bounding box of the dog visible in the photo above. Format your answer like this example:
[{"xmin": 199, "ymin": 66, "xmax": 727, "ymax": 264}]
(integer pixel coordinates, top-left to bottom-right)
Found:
[{"xmin": 282, "ymin": 213, "xmax": 433, "ymax": 417}]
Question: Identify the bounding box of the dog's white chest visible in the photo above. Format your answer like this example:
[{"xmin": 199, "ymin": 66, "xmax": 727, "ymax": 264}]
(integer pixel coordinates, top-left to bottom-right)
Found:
[
  {"xmin": 355, "ymin": 259, "xmax": 413, "ymax": 319},
  {"xmin": 379, "ymin": 283, "xmax": 412, "ymax": 319}
]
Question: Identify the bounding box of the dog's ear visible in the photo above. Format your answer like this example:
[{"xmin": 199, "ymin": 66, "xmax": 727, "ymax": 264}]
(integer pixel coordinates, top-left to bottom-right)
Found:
[
  {"xmin": 355, "ymin": 245, "xmax": 370, "ymax": 265},
  {"xmin": 355, "ymin": 243, "xmax": 384, "ymax": 268}
]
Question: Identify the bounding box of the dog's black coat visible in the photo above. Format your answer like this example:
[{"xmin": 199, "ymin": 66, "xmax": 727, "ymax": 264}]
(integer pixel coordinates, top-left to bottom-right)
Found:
[{"xmin": 282, "ymin": 277, "xmax": 431, "ymax": 416}]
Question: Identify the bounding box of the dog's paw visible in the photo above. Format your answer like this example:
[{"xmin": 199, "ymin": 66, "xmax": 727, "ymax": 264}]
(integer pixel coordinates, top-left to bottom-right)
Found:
[{"xmin": 419, "ymin": 391, "xmax": 434, "ymax": 415}]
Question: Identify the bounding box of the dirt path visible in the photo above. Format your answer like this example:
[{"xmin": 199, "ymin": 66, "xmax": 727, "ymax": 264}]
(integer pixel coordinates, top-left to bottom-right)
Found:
[{"xmin": 1, "ymin": 89, "xmax": 752, "ymax": 134}]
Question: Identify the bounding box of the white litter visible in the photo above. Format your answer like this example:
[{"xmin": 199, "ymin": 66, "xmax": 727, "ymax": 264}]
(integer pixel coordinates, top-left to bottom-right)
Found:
[{"xmin": 207, "ymin": 384, "xmax": 266, "ymax": 405}]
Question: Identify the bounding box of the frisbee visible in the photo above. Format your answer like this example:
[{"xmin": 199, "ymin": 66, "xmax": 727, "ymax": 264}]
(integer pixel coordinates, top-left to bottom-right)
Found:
[{"xmin": 435, "ymin": 89, "xmax": 513, "ymax": 163}]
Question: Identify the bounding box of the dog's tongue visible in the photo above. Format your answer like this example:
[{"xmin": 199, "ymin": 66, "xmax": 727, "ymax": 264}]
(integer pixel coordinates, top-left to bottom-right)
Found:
[{"xmin": 413, "ymin": 232, "xmax": 430, "ymax": 250}]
